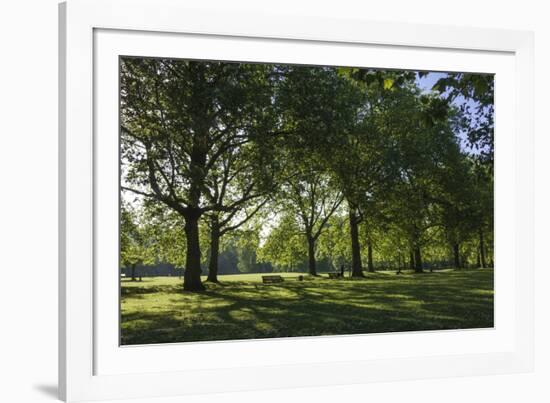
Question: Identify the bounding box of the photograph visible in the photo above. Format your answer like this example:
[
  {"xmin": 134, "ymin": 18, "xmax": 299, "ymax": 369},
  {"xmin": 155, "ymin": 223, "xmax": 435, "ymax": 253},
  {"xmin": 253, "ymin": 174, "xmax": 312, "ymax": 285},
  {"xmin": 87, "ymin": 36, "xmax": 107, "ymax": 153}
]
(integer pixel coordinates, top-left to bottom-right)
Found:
[{"xmin": 119, "ymin": 57, "xmax": 494, "ymax": 345}]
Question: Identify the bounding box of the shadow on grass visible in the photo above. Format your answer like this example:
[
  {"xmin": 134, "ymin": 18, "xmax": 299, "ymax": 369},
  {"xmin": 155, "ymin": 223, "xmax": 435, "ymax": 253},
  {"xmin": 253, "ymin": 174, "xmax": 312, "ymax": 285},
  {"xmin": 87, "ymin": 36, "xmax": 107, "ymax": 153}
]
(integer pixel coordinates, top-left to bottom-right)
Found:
[{"xmin": 121, "ymin": 269, "xmax": 494, "ymax": 345}]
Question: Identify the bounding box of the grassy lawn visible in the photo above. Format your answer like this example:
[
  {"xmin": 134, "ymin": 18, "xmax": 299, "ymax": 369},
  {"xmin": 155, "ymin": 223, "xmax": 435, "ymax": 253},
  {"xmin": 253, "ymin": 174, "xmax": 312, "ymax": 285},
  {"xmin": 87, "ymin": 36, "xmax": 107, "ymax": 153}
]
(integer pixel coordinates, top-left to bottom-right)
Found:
[{"xmin": 120, "ymin": 269, "xmax": 494, "ymax": 345}]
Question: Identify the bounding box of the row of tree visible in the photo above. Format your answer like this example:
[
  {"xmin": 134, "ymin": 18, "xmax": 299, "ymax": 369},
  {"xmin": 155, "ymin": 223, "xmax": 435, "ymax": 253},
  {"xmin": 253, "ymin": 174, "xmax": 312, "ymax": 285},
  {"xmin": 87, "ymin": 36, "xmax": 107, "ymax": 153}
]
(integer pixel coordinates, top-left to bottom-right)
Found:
[{"xmin": 120, "ymin": 57, "xmax": 494, "ymax": 291}]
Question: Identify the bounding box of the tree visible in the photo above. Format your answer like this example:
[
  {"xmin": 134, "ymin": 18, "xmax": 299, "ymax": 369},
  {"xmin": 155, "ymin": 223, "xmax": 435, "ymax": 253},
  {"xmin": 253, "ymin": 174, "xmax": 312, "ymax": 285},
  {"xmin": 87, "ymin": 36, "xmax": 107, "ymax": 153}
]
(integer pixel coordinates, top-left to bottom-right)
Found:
[
  {"xmin": 140, "ymin": 201, "xmax": 187, "ymax": 270},
  {"xmin": 258, "ymin": 214, "xmax": 307, "ymax": 272},
  {"xmin": 277, "ymin": 66, "xmax": 371, "ymax": 277},
  {"xmin": 382, "ymin": 91, "xmax": 463, "ymax": 273},
  {"xmin": 234, "ymin": 225, "xmax": 262, "ymax": 273},
  {"xmin": 278, "ymin": 161, "xmax": 343, "ymax": 275},
  {"xmin": 120, "ymin": 58, "xmax": 277, "ymax": 291},
  {"xmin": 120, "ymin": 204, "xmax": 148, "ymax": 281},
  {"xmin": 436, "ymin": 156, "xmax": 479, "ymax": 269},
  {"xmin": 358, "ymin": 205, "xmax": 390, "ymax": 272},
  {"xmin": 202, "ymin": 142, "xmax": 272, "ymax": 282},
  {"xmin": 416, "ymin": 72, "xmax": 495, "ymax": 268},
  {"xmin": 330, "ymin": 71, "xmax": 419, "ymax": 277},
  {"xmin": 317, "ymin": 214, "xmax": 351, "ymax": 271},
  {"xmin": 469, "ymin": 161, "xmax": 494, "ymax": 267}
]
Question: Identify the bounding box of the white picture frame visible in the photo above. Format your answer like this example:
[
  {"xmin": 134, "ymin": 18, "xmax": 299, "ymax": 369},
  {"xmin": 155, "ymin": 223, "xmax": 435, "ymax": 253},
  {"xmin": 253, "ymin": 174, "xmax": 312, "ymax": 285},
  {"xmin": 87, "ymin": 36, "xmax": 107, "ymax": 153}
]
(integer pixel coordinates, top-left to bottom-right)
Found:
[{"xmin": 59, "ymin": 0, "xmax": 534, "ymax": 401}]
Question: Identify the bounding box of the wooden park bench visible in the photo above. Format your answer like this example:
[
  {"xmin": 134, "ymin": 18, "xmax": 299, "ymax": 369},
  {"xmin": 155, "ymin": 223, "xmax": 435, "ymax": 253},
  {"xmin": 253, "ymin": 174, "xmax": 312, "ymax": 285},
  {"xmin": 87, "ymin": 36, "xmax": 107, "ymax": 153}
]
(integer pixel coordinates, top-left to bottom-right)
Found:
[
  {"xmin": 262, "ymin": 275, "xmax": 284, "ymax": 284},
  {"xmin": 328, "ymin": 272, "xmax": 342, "ymax": 279}
]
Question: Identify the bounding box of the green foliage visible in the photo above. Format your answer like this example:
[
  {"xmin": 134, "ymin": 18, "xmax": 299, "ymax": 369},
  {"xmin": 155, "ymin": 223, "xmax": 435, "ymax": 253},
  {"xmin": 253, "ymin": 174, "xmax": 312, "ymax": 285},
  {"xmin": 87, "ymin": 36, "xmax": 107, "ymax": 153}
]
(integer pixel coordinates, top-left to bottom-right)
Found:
[
  {"xmin": 317, "ymin": 214, "xmax": 351, "ymax": 268},
  {"xmin": 429, "ymin": 72, "xmax": 494, "ymax": 162},
  {"xmin": 257, "ymin": 214, "xmax": 308, "ymax": 272},
  {"xmin": 120, "ymin": 57, "xmax": 280, "ymax": 210},
  {"xmin": 120, "ymin": 204, "xmax": 149, "ymax": 268},
  {"xmin": 233, "ymin": 227, "xmax": 260, "ymax": 273},
  {"xmin": 120, "ymin": 59, "xmax": 494, "ymax": 284}
]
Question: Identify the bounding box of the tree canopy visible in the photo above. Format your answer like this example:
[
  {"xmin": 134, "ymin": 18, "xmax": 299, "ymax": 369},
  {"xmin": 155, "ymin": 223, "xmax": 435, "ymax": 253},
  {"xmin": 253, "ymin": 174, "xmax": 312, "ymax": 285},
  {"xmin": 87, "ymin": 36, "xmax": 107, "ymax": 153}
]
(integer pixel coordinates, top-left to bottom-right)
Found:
[{"xmin": 120, "ymin": 58, "xmax": 494, "ymax": 291}]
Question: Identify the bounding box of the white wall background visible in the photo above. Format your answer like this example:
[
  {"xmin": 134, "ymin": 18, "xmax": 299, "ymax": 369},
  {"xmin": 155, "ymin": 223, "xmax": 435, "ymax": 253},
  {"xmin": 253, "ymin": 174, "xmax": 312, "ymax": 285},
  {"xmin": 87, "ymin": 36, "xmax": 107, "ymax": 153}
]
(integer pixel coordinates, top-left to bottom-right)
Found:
[{"xmin": 0, "ymin": 0, "xmax": 547, "ymax": 402}]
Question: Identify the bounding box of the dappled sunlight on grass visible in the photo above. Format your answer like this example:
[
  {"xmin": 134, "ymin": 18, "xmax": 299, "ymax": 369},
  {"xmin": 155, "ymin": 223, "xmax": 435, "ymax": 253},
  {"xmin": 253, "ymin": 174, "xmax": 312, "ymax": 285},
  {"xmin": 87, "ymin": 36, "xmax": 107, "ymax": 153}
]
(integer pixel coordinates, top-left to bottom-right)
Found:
[{"xmin": 121, "ymin": 269, "xmax": 494, "ymax": 345}]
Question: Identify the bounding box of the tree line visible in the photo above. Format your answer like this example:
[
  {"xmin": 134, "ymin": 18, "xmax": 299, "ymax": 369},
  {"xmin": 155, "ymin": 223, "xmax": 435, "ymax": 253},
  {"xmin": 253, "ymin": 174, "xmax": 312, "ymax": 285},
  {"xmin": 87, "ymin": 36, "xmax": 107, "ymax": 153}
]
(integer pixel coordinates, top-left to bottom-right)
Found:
[{"xmin": 120, "ymin": 57, "xmax": 494, "ymax": 291}]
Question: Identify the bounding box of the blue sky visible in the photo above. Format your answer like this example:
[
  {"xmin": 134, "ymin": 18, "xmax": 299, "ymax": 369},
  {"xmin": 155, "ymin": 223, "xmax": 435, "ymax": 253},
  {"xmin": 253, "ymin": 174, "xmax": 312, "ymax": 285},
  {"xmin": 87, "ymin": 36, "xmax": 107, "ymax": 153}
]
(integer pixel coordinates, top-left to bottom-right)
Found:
[{"xmin": 416, "ymin": 71, "xmax": 448, "ymax": 93}]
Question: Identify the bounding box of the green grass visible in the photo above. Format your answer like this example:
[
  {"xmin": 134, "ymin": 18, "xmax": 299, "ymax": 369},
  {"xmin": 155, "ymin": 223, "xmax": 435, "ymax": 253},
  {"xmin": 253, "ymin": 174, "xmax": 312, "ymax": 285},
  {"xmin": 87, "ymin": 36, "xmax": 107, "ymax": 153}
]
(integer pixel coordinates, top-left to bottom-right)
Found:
[{"xmin": 121, "ymin": 269, "xmax": 494, "ymax": 345}]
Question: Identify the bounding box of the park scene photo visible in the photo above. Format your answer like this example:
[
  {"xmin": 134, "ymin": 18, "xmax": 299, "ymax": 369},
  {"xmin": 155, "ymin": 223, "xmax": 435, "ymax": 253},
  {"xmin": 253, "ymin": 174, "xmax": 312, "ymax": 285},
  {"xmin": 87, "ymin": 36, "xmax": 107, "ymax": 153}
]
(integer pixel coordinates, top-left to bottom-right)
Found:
[{"xmin": 120, "ymin": 57, "xmax": 494, "ymax": 345}]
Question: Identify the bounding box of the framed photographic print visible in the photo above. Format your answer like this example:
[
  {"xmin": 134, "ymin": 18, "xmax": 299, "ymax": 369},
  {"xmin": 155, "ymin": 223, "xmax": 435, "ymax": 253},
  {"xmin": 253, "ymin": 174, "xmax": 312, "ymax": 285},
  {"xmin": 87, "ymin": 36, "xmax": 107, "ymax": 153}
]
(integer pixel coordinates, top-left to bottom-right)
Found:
[{"xmin": 59, "ymin": 0, "xmax": 534, "ymax": 401}]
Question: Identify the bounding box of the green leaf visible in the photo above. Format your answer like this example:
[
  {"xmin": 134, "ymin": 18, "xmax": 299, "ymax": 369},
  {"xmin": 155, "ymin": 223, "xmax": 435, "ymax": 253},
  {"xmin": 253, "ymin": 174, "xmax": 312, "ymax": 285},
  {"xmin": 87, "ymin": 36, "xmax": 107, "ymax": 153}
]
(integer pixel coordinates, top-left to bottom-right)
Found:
[{"xmin": 383, "ymin": 78, "xmax": 394, "ymax": 90}]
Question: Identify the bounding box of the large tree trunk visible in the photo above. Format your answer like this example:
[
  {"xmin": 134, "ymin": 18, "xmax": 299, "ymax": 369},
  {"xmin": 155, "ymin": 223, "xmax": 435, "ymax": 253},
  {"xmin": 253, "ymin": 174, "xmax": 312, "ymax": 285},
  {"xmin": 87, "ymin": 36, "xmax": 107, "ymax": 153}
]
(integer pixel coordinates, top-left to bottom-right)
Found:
[
  {"xmin": 479, "ymin": 229, "xmax": 487, "ymax": 268},
  {"xmin": 349, "ymin": 206, "xmax": 364, "ymax": 277},
  {"xmin": 367, "ymin": 239, "xmax": 374, "ymax": 272},
  {"xmin": 414, "ymin": 246, "xmax": 423, "ymax": 273},
  {"xmin": 183, "ymin": 213, "xmax": 205, "ymax": 291},
  {"xmin": 207, "ymin": 217, "xmax": 220, "ymax": 283},
  {"xmin": 453, "ymin": 242, "xmax": 460, "ymax": 268},
  {"xmin": 131, "ymin": 263, "xmax": 136, "ymax": 281},
  {"xmin": 307, "ymin": 234, "xmax": 317, "ymax": 276},
  {"xmin": 409, "ymin": 250, "xmax": 415, "ymax": 270},
  {"xmin": 183, "ymin": 116, "xmax": 208, "ymax": 291}
]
